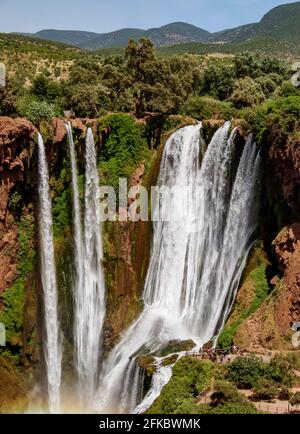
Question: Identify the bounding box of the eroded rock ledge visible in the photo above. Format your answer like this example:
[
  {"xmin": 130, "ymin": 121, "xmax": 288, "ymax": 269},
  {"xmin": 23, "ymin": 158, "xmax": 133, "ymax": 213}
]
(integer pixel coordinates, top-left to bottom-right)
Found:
[{"xmin": 273, "ymin": 224, "xmax": 300, "ymax": 334}]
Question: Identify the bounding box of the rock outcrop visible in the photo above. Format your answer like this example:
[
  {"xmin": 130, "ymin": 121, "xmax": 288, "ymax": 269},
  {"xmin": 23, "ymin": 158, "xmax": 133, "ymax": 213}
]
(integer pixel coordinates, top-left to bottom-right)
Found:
[
  {"xmin": 224, "ymin": 131, "xmax": 300, "ymax": 351},
  {"xmin": 0, "ymin": 117, "xmax": 36, "ymax": 222},
  {"xmin": 273, "ymin": 224, "xmax": 300, "ymax": 334},
  {"xmin": 0, "ymin": 117, "xmax": 36, "ymax": 293}
]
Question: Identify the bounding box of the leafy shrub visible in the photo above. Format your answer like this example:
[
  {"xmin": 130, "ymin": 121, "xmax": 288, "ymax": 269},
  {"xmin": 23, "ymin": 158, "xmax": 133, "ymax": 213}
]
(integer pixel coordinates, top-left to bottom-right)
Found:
[
  {"xmin": 50, "ymin": 165, "xmax": 72, "ymax": 240},
  {"xmin": 227, "ymin": 354, "xmax": 296, "ymax": 392},
  {"xmin": 256, "ymin": 76, "xmax": 277, "ymax": 97},
  {"xmin": 234, "ymin": 53, "xmax": 286, "ymax": 80},
  {"xmin": 278, "ymin": 388, "xmax": 290, "ymax": 401},
  {"xmin": 207, "ymin": 402, "xmax": 258, "ymax": 414},
  {"xmin": 227, "ymin": 356, "xmax": 267, "ymax": 389},
  {"xmin": 8, "ymin": 191, "xmax": 23, "ymax": 218},
  {"xmin": 231, "ymin": 77, "xmax": 265, "ymax": 108},
  {"xmin": 66, "ymin": 82, "xmax": 110, "ymax": 117},
  {"xmin": 202, "ymin": 64, "xmax": 235, "ymax": 100},
  {"xmin": 268, "ymin": 354, "xmax": 295, "ymax": 387},
  {"xmin": 290, "ymin": 392, "xmax": 300, "ymax": 407},
  {"xmin": 0, "ymin": 280, "xmax": 25, "ymax": 346},
  {"xmin": 182, "ymin": 402, "xmax": 258, "ymax": 414},
  {"xmin": 277, "ymin": 81, "xmax": 300, "ymax": 97},
  {"xmin": 17, "ymin": 95, "xmax": 56, "ymax": 124},
  {"xmin": 99, "ymin": 113, "xmax": 150, "ymax": 192},
  {"xmin": 253, "ymin": 378, "xmax": 278, "ymax": 401},
  {"xmin": 52, "ymin": 189, "xmax": 71, "ymax": 239},
  {"xmin": 31, "ymin": 75, "xmax": 49, "ymax": 99},
  {"xmin": 267, "ymin": 95, "xmax": 300, "ymax": 118},
  {"xmin": 174, "ymin": 399, "xmax": 203, "ymax": 414},
  {"xmin": 211, "ymin": 381, "xmax": 246, "ymax": 406},
  {"xmin": 240, "ymin": 95, "xmax": 300, "ymax": 144},
  {"xmin": 183, "ymin": 96, "xmax": 235, "ymax": 120}
]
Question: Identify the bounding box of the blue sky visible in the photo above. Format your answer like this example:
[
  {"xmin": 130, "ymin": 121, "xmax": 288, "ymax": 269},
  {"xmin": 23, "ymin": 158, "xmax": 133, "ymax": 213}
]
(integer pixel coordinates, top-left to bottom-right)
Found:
[{"xmin": 0, "ymin": 0, "xmax": 298, "ymax": 33}]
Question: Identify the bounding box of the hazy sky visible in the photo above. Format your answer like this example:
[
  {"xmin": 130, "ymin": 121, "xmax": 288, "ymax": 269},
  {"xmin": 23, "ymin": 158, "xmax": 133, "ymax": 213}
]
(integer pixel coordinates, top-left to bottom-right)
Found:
[{"xmin": 0, "ymin": 0, "xmax": 298, "ymax": 33}]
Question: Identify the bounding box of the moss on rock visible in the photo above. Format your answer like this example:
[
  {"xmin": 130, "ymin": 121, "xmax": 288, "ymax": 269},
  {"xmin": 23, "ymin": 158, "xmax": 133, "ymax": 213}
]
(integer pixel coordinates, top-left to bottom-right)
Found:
[
  {"xmin": 147, "ymin": 357, "xmax": 213, "ymax": 414},
  {"xmin": 0, "ymin": 355, "xmax": 27, "ymax": 413},
  {"xmin": 158, "ymin": 340, "xmax": 197, "ymax": 357}
]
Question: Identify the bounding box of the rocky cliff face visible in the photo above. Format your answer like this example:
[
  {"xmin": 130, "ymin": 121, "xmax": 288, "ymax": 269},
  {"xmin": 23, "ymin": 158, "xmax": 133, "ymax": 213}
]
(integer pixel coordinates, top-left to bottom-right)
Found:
[
  {"xmin": 273, "ymin": 224, "xmax": 300, "ymax": 334},
  {"xmin": 223, "ymin": 132, "xmax": 300, "ymax": 352},
  {"xmin": 0, "ymin": 118, "xmax": 36, "ymax": 293}
]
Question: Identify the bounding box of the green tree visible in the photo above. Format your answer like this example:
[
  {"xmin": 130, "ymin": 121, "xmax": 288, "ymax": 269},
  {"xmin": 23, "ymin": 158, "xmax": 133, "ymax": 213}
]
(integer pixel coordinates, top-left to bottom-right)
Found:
[
  {"xmin": 227, "ymin": 356, "xmax": 266, "ymax": 389},
  {"xmin": 253, "ymin": 378, "xmax": 278, "ymax": 401},
  {"xmin": 66, "ymin": 83, "xmax": 109, "ymax": 117},
  {"xmin": 99, "ymin": 113, "xmax": 150, "ymax": 192},
  {"xmin": 256, "ymin": 76, "xmax": 277, "ymax": 98},
  {"xmin": 17, "ymin": 96, "xmax": 56, "ymax": 124},
  {"xmin": 202, "ymin": 64, "xmax": 235, "ymax": 100},
  {"xmin": 125, "ymin": 38, "xmax": 156, "ymax": 117},
  {"xmin": 231, "ymin": 77, "xmax": 265, "ymax": 108},
  {"xmin": 31, "ymin": 75, "xmax": 49, "ymax": 99},
  {"xmin": 290, "ymin": 392, "xmax": 300, "ymax": 408},
  {"xmin": 211, "ymin": 381, "xmax": 246, "ymax": 406},
  {"xmin": 183, "ymin": 96, "xmax": 234, "ymax": 119},
  {"xmin": 234, "ymin": 53, "xmax": 260, "ymax": 79},
  {"xmin": 268, "ymin": 354, "xmax": 295, "ymax": 387}
]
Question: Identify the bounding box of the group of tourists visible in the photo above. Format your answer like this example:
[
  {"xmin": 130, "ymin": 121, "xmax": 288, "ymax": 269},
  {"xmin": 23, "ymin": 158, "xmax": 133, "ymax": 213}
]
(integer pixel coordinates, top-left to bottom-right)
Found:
[{"xmin": 194, "ymin": 345, "xmax": 242, "ymax": 363}]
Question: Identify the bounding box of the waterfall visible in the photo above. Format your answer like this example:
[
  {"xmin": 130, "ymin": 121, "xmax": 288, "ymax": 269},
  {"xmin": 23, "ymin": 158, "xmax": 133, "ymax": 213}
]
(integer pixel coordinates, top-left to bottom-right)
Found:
[
  {"xmin": 65, "ymin": 123, "xmax": 85, "ymax": 402},
  {"xmin": 37, "ymin": 133, "xmax": 62, "ymax": 414},
  {"xmin": 94, "ymin": 122, "xmax": 260, "ymax": 414},
  {"xmin": 181, "ymin": 130, "xmax": 261, "ymax": 342},
  {"xmin": 94, "ymin": 124, "xmax": 204, "ymax": 413},
  {"xmin": 119, "ymin": 359, "xmax": 145, "ymax": 413},
  {"xmin": 66, "ymin": 126, "xmax": 106, "ymax": 407},
  {"xmin": 134, "ymin": 365, "xmax": 173, "ymax": 414}
]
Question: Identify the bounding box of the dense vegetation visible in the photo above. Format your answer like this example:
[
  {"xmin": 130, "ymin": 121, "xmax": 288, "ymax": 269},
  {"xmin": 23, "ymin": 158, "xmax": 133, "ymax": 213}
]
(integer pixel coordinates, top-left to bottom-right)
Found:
[
  {"xmin": 147, "ymin": 357, "xmax": 214, "ymax": 414},
  {"xmin": 0, "ymin": 212, "xmax": 36, "ymax": 365},
  {"xmin": 147, "ymin": 353, "xmax": 300, "ymax": 414},
  {"xmin": 98, "ymin": 113, "xmax": 151, "ymax": 192},
  {"xmin": 1, "ymin": 34, "xmax": 299, "ymax": 141}
]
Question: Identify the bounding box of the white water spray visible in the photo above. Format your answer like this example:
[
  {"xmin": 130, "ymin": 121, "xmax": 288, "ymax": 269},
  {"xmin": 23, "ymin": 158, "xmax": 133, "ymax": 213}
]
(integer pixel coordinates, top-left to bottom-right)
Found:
[{"xmin": 37, "ymin": 133, "xmax": 62, "ymax": 414}]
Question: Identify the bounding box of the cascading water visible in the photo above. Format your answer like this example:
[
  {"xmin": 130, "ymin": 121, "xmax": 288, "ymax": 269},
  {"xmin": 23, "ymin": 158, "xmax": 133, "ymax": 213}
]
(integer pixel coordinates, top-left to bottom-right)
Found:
[
  {"xmin": 180, "ymin": 125, "xmax": 261, "ymax": 343},
  {"xmin": 94, "ymin": 122, "xmax": 260, "ymax": 414},
  {"xmin": 94, "ymin": 124, "xmax": 204, "ymax": 413},
  {"xmin": 66, "ymin": 126, "xmax": 106, "ymax": 407},
  {"xmin": 65, "ymin": 123, "xmax": 85, "ymax": 401},
  {"xmin": 37, "ymin": 133, "xmax": 62, "ymax": 414}
]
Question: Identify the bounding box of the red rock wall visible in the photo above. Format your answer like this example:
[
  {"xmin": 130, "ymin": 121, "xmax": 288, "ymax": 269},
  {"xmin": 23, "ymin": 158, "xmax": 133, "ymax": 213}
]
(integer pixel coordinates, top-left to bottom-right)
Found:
[{"xmin": 0, "ymin": 117, "xmax": 37, "ymax": 293}]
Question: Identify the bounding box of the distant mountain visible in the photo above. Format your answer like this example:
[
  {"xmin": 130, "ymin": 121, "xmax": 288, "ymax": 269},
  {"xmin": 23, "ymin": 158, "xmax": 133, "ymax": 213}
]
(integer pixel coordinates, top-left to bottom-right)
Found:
[
  {"xmin": 146, "ymin": 22, "xmax": 212, "ymax": 46},
  {"xmin": 20, "ymin": 1, "xmax": 300, "ymax": 51},
  {"xmin": 212, "ymin": 1, "xmax": 300, "ymax": 45},
  {"xmin": 212, "ymin": 23, "xmax": 257, "ymax": 43},
  {"xmin": 73, "ymin": 28, "xmax": 148, "ymax": 50},
  {"xmin": 35, "ymin": 29, "xmax": 100, "ymax": 47},
  {"xmin": 28, "ymin": 22, "xmax": 212, "ymax": 50}
]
